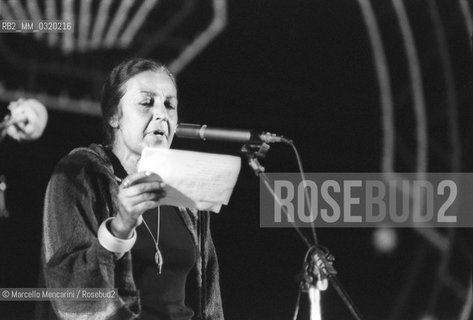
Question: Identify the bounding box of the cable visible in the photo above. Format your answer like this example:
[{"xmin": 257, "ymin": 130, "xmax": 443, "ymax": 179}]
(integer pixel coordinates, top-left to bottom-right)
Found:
[
  {"xmin": 292, "ymin": 285, "xmax": 302, "ymax": 320},
  {"xmin": 258, "ymin": 171, "xmax": 313, "ymax": 248},
  {"xmin": 286, "ymin": 140, "xmax": 319, "ymax": 245},
  {"xmin": 292, "ymin": 246, "xmax": 316, "ymax": 320}
]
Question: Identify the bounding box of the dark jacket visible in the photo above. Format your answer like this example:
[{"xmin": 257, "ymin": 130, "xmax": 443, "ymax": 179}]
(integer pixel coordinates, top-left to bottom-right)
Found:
[{"xmin": 37, "ymin": 144, "xmax": 223, "ymax": 320}]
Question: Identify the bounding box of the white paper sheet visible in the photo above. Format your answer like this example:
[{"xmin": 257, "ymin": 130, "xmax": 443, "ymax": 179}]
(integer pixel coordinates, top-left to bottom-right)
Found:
[{"xmin": 138, "ymin": 147, "xmax": 241, "ymax": 213}]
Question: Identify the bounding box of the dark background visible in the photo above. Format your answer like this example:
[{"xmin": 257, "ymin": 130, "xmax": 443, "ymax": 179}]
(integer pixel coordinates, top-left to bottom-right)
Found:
[{"xmin": 0, "ymin": 0, "xmax": 472, "ymax": 319}]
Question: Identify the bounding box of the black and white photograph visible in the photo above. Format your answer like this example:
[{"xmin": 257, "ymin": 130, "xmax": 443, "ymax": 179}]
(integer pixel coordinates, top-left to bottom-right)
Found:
[{"xmin": 0, "ymin": 1, "xmax": 471, "ymax": 319}]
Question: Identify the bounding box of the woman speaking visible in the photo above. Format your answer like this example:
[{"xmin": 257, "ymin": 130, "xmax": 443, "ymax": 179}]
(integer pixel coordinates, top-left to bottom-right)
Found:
[{"xmin": 38, "ymin": 58, "xmax": 224, "ymax": 320}]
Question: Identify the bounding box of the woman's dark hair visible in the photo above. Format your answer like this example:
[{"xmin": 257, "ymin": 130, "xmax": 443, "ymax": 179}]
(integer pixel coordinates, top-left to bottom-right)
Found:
[{"xmin": 100, "ymin": 58, "xmax": 176, "ymax": 146}]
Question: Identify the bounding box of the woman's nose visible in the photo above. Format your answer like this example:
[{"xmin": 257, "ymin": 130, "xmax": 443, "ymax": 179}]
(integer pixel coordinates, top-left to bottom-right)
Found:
[{"xmin": 152, "ymin": 100, "xmax": 168, "ymax": 119}]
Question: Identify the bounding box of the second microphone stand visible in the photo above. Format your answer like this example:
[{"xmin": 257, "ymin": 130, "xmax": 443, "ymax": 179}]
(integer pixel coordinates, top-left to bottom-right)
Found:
[{"xmin": 241, "ymin": 142, "xmax": 365, "ymax": 320}]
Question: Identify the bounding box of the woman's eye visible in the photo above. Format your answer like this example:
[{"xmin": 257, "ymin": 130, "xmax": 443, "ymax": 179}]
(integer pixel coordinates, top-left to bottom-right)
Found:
[
  {"xmin": 164, "ymin": 100, "xmax": 176, "ymax": 110},
  {"xmin": 140, "ymin": 98, "xmax": 154, "ymax": 106}
]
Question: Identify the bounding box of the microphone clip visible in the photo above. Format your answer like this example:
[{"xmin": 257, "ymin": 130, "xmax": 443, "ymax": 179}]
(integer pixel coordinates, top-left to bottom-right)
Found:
[
  {"xmin": 241, "ymin": 143, "xmax": 271, "ymax": 176},
  {"xmin": 241, "ymin": 142, "xmax": 270, "ymax": 159}
]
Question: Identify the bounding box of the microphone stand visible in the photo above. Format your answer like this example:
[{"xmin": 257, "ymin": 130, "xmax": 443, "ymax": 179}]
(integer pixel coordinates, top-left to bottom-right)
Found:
[
  {"xmin": 0, "ymin": 175, "xmax": 8, "ymax": 218},
  {"xmin": 0, "ymin": 115, "xmax": 9, "ymax": 217},
  {"xmin": 0, "ymin": 114, "xmax": 12, "ymax": 143},
  {"xmin": 241, "ymin": 142, "xmax": 365, "ymax": 320}
]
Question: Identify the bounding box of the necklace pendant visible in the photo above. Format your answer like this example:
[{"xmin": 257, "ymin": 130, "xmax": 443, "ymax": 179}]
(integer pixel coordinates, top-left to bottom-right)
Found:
[{"xmin": 155, "ymin": 249, "xmax": 163, "ymax": 275}]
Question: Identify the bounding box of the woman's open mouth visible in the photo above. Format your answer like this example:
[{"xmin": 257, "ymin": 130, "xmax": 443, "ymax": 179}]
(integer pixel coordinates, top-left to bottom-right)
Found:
[
  {"xmin": 145, "ymin": 129, "xmax": 168, "ymax": 142},
  {"xmin": 150, "ymin": 129, "xmax": 165, "ymax": 137}
]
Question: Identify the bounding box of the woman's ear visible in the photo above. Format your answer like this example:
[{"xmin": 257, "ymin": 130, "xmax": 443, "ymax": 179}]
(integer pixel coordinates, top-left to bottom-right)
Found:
[{"xmin": 109, "ymin": 114, "xmax": 119, "ymax": 128}]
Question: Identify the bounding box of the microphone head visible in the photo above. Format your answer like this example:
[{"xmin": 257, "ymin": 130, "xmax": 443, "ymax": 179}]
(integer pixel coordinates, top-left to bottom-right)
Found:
[{"xmin": 6, "ymin": 99, "xmax": 48, "ymax": 141}]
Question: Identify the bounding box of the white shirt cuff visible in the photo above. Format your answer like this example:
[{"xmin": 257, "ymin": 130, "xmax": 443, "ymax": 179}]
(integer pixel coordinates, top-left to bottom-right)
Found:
[{"xmin": 98, "ymin": 217, "xmax": 136, "ymax": 253}]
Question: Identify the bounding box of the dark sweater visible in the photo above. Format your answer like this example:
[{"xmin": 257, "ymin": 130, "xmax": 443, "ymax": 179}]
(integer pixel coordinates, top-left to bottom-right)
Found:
[
  {"xmin": 36, "ymin": 144, "xmax": 224, "ymax": 320},
  {"xmin": 107, "ymin": 148, "xmax": 197, "ymax": 319}
]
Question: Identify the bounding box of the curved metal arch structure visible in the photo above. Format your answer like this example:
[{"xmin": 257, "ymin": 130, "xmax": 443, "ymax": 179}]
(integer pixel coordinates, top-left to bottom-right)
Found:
[
  {"xmin": 0, "ymin": 0, "xmax": 227, "ymax": 116},
  {"xmin": 356, "ymin": 0, "xmax": 472, "ymax": 319}
]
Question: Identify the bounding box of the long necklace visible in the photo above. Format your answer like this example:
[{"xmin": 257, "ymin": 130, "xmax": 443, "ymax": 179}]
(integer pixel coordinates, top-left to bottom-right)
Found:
[{"xmin": 142, "ymin": 205, "xmax": 163, "ymax": 275}]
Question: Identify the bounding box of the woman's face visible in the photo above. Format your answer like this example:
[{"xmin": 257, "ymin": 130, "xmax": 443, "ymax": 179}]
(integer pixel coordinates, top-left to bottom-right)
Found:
[{"xmin": 112, "ymin": 70, "xmax": 178, "ymax": 156}]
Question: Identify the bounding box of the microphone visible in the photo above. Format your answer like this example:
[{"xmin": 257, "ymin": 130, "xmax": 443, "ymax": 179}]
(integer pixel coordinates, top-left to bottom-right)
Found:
[
  {"xmin": 0, "ymin": 98, "xmax": 48, "ymax": 142},
  {"xmin": 175, "ymin": 123, "xmax": 291, "ymax": 144}
]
